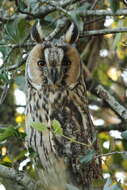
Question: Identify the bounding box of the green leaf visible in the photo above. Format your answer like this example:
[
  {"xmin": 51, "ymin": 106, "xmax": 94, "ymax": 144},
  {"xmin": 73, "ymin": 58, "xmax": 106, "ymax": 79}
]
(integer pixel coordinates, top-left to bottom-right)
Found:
[
  {"xmin": 0, "ymin": 127, "xmax": 17, "ymax": 142},
  {"xmin": 80, "ymin": 149, "xmax": 95, "ymax": 164},
  {"xmin": 5, "ymin": 18, "xmax": 30, "ymax": 43},
  {"xmin": 0, "ymin": 47, "xmax": 9, "ymax": 57},
  {"xmin": 31, "ymin": 122, "xmax": 47, "ymax": 132},
  {"xmin": 121, "ymin": 130, "xmax": 127, "ymax": 140},
  {"xmin": 5, "ymin": 21, "xmax": 17, "ymax": 43},
  {"xmin": 0, "ymin": 72, "xmax": 9, "ymax": 82},
  {"xmin": 109, "ymin": 0, "xmax": 120, "ymax": 13},
  {"xmin": 16, "ymin": 18, "xmax": 29, "ymax": 43},
  {"xmin": 52, "ymin": 120, "xmax": 63, "ymax": 135}
]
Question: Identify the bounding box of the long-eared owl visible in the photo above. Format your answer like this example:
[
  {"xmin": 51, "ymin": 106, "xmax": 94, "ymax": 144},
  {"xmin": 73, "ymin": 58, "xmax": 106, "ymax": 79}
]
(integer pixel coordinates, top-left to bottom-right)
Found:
[{"xmin": 25, "ymin": 22, "xmax": 101, "ymax": 189}]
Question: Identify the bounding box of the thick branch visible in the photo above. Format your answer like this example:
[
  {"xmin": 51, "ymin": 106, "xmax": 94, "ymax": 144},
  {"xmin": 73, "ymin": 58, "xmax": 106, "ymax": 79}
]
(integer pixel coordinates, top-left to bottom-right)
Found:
[
  {"xmin": 0, "ymin": 164, "xmax": 36, "ymax": 190},
  {"xmin": 80, "ymin": 27, "xmax": 127, "ymax": 37},
  {"xmin": 96, "ymin": 85, "xmax": 127, "ymax": 120},
  {"xmin": 86, "ymin": 79, "xmax": 127, "ymax": 121},
  {"xmin": 79, "ymin": 8, "xmax": 127, "ymax": 16}
]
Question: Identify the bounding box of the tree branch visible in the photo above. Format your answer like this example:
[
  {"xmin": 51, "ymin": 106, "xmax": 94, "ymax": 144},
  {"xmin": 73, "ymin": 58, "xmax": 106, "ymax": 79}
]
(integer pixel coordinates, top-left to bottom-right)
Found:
[
  {"xmin": 95, "ymin": 85, "xmax": 127, "ymax": 120},
  {"xmin": 0, "ymin": 164, "xmax": 36, "ymax": 190},
  {"xmin": 80, "ymin": 27, "xmax": 127, "ymax": 37},
  {"xmin": 79, "ymin": 8, "xmax": 127, "ymax": 16},
  {"xmin": 86, "ymin": 79, "xmax": 127, "ymax": 121}
]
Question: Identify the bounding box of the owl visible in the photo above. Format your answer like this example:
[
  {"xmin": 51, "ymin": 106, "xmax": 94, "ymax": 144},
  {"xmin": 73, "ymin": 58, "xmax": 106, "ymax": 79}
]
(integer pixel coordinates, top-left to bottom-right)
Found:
[{"xmin": 25, "ymin": 22, "xmax": 101, "ymax": 189}]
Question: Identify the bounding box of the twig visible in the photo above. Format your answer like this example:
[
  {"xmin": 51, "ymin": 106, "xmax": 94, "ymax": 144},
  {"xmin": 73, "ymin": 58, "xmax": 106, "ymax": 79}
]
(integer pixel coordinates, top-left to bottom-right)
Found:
[
  {"xmin": 62, "ymin": 134, "xmax": 91, "ymax": 147},
  {"xmin": 7, "ymin": 57, "xmax": 27, "ymax": 71},
  {"xmin": 0, "ymin": 164, "xmax": 36, "ymax": 190},
  {"xmin": 0, "ymin": 83, "xmax": 9, "ymax": 105},
  {"xmin": 96, "ymin": 151, "xmax": 127, "ymax": 158},
  {"xmin": 84, "ymin": 16, "xmax": 105, "ymax": 26},
  {"xmin": 90, "ymin": 0, "xmax": 98, "ymax": 10},
  {"xmin": 0, "ymin": 55, "xmax": 26, "ymax": 71},
  {"xmin": 80, "ymin": 27, "xmax": 127, "ymax": 37},
  {"xmin": 96, "ymin": 123, "xmax": 127, "ymax": 132}
]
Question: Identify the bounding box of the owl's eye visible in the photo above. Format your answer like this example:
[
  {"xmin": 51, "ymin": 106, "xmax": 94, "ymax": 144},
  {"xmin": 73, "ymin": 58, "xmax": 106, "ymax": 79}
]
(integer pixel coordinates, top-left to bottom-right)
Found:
[
  {"xmin": 63, "ymin": 56, "xmax": 71, "ymax": 66},
  {"xmin": 37, "ymin": 60, "xmax": 46, "ymax": 67}
]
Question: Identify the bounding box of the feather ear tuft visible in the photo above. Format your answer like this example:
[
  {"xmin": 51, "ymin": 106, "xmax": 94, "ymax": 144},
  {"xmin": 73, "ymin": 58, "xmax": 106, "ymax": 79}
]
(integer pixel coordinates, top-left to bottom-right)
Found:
[
  {"xmin": 31, "ymin": 20, "xmax": 44, "ymax": 43},
  {"xmin": 64, "ymin": 23, "xmax": 79, "ymax": 44}
]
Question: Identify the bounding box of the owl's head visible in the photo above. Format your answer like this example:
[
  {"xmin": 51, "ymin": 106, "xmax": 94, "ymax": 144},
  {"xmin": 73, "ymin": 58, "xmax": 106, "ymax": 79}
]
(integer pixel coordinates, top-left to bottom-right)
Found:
[{"xmin": 26, "ymin": 22, "xmax": 81, "ymax": 89}]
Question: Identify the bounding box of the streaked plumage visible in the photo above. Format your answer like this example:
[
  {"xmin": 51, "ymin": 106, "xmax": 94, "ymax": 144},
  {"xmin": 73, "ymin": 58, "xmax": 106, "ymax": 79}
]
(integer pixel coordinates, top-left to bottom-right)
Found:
[{"xmin": 25, "ymin": 23, "xmax": 101, "ymax": 189}]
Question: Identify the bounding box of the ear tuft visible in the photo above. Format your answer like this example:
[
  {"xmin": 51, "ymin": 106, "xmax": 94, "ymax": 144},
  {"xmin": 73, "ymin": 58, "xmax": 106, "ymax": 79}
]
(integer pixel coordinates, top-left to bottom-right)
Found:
[
  {"xmin": 31, "ymin": 20, "xmax": 44, "ymax": 43},
  {"xmin": 64, "ymin": 23, "xmax": 79, "ymax": 44}
]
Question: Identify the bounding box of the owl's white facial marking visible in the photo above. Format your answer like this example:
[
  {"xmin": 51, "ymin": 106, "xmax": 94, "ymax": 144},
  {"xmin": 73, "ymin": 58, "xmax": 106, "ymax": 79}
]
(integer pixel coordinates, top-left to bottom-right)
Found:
[
  {"xmin": 44, "ymin": 47, "xmax": 64, "ymax": 66},
  {"xmin": 44, "ymin": 47, "xmax": 64, "ymax": 85}
]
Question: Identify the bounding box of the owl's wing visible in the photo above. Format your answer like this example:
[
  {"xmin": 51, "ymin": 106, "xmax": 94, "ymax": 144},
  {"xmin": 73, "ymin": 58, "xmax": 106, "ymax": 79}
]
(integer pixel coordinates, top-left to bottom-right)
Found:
[{"xmin": 52, "ymin": 72, "xmax": 101, "ymax": 187}]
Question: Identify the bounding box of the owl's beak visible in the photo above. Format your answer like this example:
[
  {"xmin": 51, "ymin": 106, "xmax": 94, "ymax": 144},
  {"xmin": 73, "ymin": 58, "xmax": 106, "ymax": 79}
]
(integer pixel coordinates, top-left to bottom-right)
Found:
[{"xmin": 48, "ymin": 68, "xmax": 59, "ymax": 84}]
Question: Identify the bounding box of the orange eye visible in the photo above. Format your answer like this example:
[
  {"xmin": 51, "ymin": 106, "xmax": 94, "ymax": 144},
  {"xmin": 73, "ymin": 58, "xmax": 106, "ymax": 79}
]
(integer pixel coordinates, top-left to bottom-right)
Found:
[{"xmin": 37, "ymin": 60, "xmax": 46, "ymax": 67}]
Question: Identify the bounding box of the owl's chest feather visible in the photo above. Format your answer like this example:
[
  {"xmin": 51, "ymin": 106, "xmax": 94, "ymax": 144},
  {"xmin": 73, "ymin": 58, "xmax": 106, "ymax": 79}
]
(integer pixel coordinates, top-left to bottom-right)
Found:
[{"xmin": 27, "ymin": 87, "xmax": 67, "ymax": 124}]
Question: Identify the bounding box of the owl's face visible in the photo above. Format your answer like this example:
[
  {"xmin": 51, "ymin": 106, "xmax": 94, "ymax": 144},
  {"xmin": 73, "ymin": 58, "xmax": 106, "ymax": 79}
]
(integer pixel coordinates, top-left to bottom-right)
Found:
[{"xmin": 26, "ymin": 23, "xmax": 80, "ymax": 89}]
